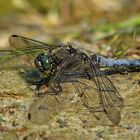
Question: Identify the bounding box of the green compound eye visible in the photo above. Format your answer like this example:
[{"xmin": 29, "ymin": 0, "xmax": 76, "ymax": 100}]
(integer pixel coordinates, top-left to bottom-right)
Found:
[
  {"xmin": 35, "ymin": 53, "xmax": 52, "ymax": 72},
  {"xmin": 41, "ymin": 54, "xmax": 52, "ymax": 70}
]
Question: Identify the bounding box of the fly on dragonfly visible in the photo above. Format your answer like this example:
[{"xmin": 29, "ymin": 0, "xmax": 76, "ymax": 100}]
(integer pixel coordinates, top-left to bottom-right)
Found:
[{"xmin": 0, "ymin": 35, "xmax": 124, "ymax": 125}]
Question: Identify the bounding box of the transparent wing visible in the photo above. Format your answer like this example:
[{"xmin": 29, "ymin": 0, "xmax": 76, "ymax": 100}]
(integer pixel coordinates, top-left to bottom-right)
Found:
[
  {"xmin": 0, "ymin": 50, "xmax": 35, "ymax": 69},
  {"xmin": 28, "ymin": 95, "xmax": 64, "ymax": 125},
  {"xmin": 28, "ymin": 83, "xmax": 80, "ymax": 125},
  {"xmin": 28, "ymin": 82, "xmax": 102, "ymax": 125},
  {"xmin": 9, "ymin": 35, "xmax": 62, "ymax": 50},
  {"xmin": 0, "ymin": 35, "xmax": 63, "ymax": 69},
  {"xmin": 68, "ymin": 52, "xmax": 124, "ymax": 125},
  {"xmin": 84, "ymin": 57, "xmax": 124, "ymax": 125}
]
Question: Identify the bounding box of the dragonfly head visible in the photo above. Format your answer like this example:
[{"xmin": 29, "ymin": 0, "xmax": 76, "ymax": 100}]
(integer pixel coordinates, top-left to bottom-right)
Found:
[{"xmin": 34, "ymin": 52, "xmax": 52, "ymax": 72}]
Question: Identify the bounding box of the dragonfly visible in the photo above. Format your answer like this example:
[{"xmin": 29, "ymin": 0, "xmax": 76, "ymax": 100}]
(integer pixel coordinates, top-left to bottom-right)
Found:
[{"xmin": 1, "ymin": 34, "xmax": 136, "ymax": 126}]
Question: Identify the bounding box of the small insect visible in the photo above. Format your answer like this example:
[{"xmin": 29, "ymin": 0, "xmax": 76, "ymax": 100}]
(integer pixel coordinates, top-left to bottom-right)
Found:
[{"xmin": 0, "ymin": 35, "xmax": 124, "ymax": 125}]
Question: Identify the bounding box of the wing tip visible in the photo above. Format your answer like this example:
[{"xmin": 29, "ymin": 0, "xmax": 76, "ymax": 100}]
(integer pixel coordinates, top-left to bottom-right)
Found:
[{"xmin": 11, "ymin": 34, "xmax": 18, "ymax": 37}]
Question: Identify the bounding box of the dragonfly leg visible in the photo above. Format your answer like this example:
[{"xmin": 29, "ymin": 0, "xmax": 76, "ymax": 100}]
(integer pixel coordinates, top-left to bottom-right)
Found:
[
  {"xmin": 33, "ymin": 78, "xmax": 49, "ymax": 96},
  {"xmin": 35, "ymin": 84, "xmax": 45, "ymax": 96},
  {"xmin": 47, "ymin": 83, "xmax": 62, "ymax": 95},
  {"xmin": 35, "ymin": 82, "xmax": 62, "ymax": 96}
]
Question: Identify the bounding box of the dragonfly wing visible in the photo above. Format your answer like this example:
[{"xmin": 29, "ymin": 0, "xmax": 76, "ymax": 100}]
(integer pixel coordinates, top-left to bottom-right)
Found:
[
  {"xmin": 28, "ymin": 84, "xmax": 78, "ymax": 125},
  {"xmin": 9, "ymin": 35, "xmax": 62, "ymax": 51},
  {"xmin": 0, "ymin": 35, "xmax": 63, "ymax": 70},
  {"xmin": 84, "ymin": 57, "xmax": 124, "ymax": 125},
  {"xmin": 0, "ymin": 49, "xmax": 37, "ymax": 70},
  {"xmin": 28, "ymin": 95, "xmax": 63, "ymax": 124}
]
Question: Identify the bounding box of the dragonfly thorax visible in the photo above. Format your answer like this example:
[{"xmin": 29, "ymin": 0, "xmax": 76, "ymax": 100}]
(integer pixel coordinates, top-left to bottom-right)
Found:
[{"xmin": 34, "ymin": 52, "xmax": 52, "ymax": 72}]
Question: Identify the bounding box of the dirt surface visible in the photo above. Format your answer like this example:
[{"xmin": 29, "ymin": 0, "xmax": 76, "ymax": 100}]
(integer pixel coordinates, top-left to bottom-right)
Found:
[{"xmin": 0, "ymin": 67, "xmax": 140, "ymax": 140}]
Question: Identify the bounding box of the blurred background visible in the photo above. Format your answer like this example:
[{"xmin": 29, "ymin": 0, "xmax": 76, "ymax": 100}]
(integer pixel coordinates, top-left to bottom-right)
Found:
[{"xmin": 0, "ymin": 0, "xmax": 140, "ymax": 57}]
